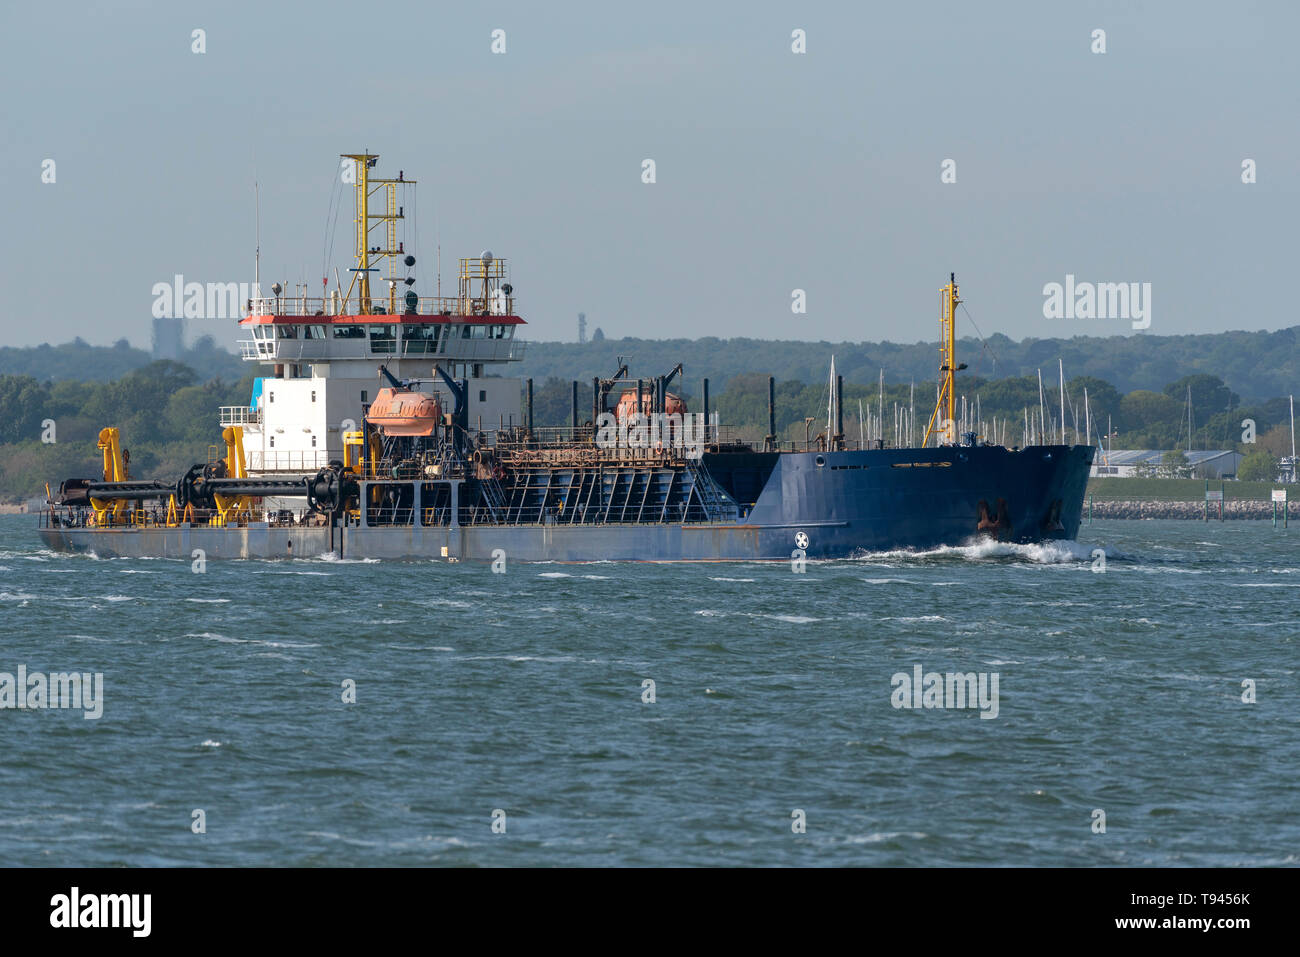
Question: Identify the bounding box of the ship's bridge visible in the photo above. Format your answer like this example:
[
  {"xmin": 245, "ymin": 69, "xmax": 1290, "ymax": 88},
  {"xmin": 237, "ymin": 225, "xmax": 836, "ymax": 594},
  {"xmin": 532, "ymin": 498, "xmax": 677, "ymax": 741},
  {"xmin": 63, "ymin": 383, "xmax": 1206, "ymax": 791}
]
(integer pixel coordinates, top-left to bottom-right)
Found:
[
  {"xmin": 239, "ymin": 254, "xmax": 526, "ymax": 367},
  {"xmin": 238, "ymin": 307, "xmax": 526, "ymax": 364}
]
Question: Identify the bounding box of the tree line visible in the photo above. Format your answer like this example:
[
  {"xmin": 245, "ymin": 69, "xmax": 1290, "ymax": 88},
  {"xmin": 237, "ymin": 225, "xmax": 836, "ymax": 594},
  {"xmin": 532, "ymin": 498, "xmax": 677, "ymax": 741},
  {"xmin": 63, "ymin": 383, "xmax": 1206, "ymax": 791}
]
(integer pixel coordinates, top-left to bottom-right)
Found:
[{"xmin": 0, "ymin": 346, "xmax": 1295, "ymax": 502}]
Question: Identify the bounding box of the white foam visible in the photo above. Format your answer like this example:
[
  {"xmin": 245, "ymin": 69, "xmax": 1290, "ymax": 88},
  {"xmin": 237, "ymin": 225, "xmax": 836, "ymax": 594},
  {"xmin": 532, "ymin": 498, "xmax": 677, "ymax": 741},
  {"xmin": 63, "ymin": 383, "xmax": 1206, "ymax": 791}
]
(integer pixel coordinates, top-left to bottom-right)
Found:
[
  {"xmin": 417, "ymin": 598, "xmax": 472, "ymax": 609},
  {"xmin": 852, "ymin": 538, "xmax": 1111, "ymax": 565}
]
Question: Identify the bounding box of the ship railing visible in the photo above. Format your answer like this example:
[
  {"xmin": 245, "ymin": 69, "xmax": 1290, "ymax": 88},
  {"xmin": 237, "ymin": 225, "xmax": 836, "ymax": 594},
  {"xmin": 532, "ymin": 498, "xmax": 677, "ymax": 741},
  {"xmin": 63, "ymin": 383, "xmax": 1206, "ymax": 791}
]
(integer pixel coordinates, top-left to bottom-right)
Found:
[
  {"xmin": 245, "ymin": 451, "xmax": 332, "ymax": 473},
  {"xmin": 360, "ymin": 463, "xmax": 457, "ymax": 482},
  {"xmin": 422, "ymin": 506, "xmax": 452, "ymax": 527},
  {"xmin": 364, "ymin": 505, "xmax": 416, "ymax": 527},
  {"xmin": 41, "ymin": 504, "xmax": 315, "ymax": 529},
  {"xmin": 248, "ymin": 295, "xmax": 517, "ymax": 318},
  {"xmin": 496, "ymin": 424, "xmax": 752, "ymax": 451},
  {"xmin": 493, "ymin": 428, "xmax": 735, "ymax": 465}
]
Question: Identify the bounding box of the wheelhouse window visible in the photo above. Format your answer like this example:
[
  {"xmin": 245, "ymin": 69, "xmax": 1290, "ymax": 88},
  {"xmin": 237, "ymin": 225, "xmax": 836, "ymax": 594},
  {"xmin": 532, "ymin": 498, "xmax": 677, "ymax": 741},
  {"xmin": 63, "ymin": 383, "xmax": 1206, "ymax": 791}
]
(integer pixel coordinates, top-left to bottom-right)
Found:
[
  {"xmin": 403, "ymin": 324, "xmax": 440, "ymax": 354},
  {"xmin": 333, "ymin": 324, "xmax": 366, "ymax": 339},
  {"xmin": 276, "ymin": 324, "xmax": 298, "ymax": 339},
  {"xmin": 303, "ymin": 324, "xmax": 327, "ymax": 340},
  {"xmin": 369, "ymin": 324, "xmax": 397, "ymax": 353}
]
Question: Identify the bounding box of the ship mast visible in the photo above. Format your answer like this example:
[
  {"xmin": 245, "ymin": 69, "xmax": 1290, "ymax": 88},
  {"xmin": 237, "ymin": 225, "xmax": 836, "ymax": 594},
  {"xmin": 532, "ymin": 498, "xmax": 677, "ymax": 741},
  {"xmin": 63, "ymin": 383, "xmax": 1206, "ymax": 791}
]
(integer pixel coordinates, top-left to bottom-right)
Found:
[
  {"xmin": 923, "ymin": 273, "xmax": 966, "ymax": 446},
  {"xmin": 340, "ymin": 153, "xmax": 415, "ymax": 314}
]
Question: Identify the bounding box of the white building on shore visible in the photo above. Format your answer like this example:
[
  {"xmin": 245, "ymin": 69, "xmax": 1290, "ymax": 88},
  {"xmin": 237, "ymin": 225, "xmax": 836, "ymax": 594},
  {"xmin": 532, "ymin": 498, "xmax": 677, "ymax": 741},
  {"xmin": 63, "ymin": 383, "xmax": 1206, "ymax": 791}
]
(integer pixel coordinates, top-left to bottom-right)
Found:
[{"xmin": 1091, "ymin": 449, "xmax": 1244, "ymax": 479}]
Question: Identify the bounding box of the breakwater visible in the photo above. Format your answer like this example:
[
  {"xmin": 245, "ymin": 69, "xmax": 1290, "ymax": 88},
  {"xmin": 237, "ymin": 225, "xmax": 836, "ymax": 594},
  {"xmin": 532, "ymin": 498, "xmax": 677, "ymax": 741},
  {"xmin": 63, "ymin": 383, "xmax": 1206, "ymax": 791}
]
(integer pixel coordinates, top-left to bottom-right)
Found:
[{"xmin": 1087, "ymin": 499, "xmax": 1290, "ymax": 520}]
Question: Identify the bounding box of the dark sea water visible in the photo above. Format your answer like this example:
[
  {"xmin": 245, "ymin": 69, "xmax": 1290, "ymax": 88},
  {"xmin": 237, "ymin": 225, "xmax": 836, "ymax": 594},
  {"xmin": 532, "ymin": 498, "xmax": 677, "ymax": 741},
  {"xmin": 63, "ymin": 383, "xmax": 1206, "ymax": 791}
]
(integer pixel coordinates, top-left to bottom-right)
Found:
[{"xmin": 0, "ymin": 514, "xmax": 1295, "ymax": 867}]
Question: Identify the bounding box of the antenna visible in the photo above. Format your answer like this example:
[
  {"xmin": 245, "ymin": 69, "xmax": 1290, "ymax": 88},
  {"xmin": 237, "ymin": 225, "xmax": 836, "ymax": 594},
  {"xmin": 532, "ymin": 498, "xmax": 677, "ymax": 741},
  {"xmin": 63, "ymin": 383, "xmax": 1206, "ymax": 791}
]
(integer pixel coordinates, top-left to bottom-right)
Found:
[{"xmin": 254, "ymin": 180, "xmax": 261, "ymax": 299}]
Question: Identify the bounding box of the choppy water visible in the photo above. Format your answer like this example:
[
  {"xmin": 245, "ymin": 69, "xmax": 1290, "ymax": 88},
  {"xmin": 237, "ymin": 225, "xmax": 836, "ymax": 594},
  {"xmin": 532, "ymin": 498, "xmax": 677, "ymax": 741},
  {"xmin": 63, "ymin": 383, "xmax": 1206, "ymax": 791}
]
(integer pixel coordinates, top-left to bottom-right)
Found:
[{"xmin": 0, "ymin": 514, "xmax": 1296, "ymax": 866}]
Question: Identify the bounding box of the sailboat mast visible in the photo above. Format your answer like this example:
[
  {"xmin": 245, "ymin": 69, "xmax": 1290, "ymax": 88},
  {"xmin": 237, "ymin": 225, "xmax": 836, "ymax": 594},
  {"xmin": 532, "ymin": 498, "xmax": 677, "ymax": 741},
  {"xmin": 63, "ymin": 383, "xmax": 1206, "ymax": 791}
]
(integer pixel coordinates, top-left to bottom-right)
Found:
[
  {"xmin": 1059, "ymin": 358, "xmax": 1066, "ymax": 445},
  {"xmin": 1037, "ymin": 369, "xmax": 1046, "ymax": 446},
  {"xmin": 1085, "ymin": 388, "xmax": 1091, "ymax": 447},
  {"xmin": 877, "ymin": 369, "xmax": 884, "ymax": 445},
  {"xmin": 1291, "ymin": 394, "xmax": 1296, "ymax": 467},
  {"xmin": 826, "ymin": 355, "xmax": 836, "ymax": 438}
]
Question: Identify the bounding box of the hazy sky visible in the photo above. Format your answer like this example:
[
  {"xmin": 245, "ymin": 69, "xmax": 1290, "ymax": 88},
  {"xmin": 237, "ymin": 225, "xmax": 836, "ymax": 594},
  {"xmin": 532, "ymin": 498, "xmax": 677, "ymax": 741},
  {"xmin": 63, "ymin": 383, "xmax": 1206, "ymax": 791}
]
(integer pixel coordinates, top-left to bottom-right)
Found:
[{"xmin": 4, "ymin": 1, "xmax": 1296, "ymax": 350}]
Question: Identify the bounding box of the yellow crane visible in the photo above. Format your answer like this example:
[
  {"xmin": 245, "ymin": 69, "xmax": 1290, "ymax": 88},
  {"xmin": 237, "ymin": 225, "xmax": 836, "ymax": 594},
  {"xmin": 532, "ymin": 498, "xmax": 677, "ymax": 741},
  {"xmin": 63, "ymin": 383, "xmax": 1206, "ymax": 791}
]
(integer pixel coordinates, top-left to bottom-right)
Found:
[
  {"xmin": 211, "ymin": 425, "xmax": 252, "ymax": 526},
  {"xmin": 89, "ymin": 427, "xmax": 129, "ymax": 525}
]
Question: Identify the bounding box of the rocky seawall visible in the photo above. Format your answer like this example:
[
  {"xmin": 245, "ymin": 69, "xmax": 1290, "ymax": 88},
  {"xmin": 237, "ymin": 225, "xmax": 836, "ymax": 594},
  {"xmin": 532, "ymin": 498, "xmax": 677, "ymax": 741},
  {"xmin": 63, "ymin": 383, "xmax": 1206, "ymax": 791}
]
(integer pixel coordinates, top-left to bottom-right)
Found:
[{"xmin": 1088, "ymin": 500, "xmax": 1290, "ymax": 520}]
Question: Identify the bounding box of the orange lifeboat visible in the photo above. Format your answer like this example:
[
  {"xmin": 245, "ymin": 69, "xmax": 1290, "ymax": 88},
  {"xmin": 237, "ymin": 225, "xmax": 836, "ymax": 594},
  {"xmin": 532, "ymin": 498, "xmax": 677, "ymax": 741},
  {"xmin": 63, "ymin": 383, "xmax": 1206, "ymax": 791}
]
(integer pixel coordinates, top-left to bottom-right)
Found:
[
  {"xmin": 366, "ymin": 387, "xmax": 442, "ymax": 437},
  {"xmin": 614, "ymin": 389, "xmax": 687, "ymax": 421}
]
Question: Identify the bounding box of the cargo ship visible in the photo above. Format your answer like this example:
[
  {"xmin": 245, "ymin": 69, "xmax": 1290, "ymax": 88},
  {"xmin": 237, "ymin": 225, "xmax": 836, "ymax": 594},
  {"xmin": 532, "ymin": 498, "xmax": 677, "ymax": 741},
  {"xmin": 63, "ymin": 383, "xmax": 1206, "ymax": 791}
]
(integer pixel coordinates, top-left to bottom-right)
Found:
[{"xmin": 39, "ymin": 153, "xmax": 1093, "ymax": 562}]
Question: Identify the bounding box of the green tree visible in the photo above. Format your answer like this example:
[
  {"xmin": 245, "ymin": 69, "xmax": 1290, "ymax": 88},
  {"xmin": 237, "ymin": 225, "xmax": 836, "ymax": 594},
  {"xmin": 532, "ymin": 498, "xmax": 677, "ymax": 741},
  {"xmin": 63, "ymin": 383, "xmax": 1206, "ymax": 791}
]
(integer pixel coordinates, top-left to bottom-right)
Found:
[
  {"xmin": 1162, "ymin": 374, "xmax": 1238, "ymax": 425},
  {"xmin": 0, "ymin": 375, "xmax": 52, "ymax": 444},
  {"xmin": 1238, "ymin": 449, "xmax": 1278, "ymax": 482},
  {"xmin": 1160, "ymin": 448, "xmax": 1190, "ymax": 478},
  {"xmin": 1258, "ymin": 423, "xmax": 1295, "ymax": 458},
  {"xmin": 1120, "ymin": 390, "xmax": 1181, "ymax": 432},
  {"xmin": 1068, "ymin": 375, "xmax": 1122, "ymax": 435},
  {"xmin": 531, "ymin": 376, "xmax": 575, "ymax": 428}
]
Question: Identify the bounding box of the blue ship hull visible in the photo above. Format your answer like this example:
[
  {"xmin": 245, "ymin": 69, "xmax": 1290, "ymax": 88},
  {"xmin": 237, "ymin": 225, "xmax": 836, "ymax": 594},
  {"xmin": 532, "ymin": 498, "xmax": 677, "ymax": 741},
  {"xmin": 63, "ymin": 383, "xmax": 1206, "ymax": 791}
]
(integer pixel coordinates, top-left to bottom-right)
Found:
[{"xmin": 38, "ymin": 444, "xmax": 1094, "ymax": 561}]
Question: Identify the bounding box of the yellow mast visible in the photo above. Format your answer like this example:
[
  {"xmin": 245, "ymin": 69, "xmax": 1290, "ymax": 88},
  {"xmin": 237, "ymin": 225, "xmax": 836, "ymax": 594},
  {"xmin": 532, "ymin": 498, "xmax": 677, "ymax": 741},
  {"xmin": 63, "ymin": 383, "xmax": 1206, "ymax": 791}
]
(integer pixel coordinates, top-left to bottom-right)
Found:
[
  {"xmin": 922, "ymin": 273, "xmax": 966, "ymax": 446},
  {"xmin": 339, "ymin": 153, "xmax": 414, "ymax": 314}
]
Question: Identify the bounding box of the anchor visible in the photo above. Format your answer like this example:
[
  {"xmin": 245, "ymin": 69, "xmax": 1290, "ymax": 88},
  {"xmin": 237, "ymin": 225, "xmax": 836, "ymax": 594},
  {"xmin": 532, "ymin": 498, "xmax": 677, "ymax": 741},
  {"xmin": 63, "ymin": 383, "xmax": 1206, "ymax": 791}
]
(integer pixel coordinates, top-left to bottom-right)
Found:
[{"xmin": 976, "ymin": 497, "xmax": 1010, "ymax": 539}]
